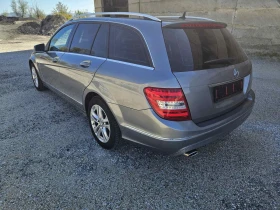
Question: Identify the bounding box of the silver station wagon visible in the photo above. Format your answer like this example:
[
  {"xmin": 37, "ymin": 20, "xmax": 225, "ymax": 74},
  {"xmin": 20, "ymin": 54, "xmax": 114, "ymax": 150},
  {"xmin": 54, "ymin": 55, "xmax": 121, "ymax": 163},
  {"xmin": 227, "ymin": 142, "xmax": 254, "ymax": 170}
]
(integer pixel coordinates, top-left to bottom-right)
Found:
[{"xmin": 29, "ymin": 12, "xmax": 255, "ymax": 156}]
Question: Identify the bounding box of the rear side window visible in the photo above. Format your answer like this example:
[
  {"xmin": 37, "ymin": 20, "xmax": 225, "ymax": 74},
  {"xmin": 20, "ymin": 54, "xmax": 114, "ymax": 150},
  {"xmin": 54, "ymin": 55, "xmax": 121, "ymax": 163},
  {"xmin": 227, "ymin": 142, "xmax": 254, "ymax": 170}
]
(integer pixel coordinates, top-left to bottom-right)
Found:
[
  {"xmin": 49, "ymin": 24, "xmax": 74, "ymax": 52},
  {"xmin": 70, "ymin": 23, "xmax": 100, "ymax": 55},
  {"xmin": 91, "ymin": 24, "xmax": 109, "ymax": 58},
  {"xmin": 109, "ymin": 25, "xmax": 151, "ymax": 66},
  {"xmin": 163, "ymin": 28, "xmax": 248, "ymax": 72}
]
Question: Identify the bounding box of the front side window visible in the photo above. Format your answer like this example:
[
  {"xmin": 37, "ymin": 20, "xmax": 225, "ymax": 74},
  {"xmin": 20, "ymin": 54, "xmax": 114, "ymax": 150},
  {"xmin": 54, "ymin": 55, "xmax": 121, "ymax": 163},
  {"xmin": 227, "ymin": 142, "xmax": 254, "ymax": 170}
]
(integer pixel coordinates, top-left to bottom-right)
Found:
[
  {"xmin": 109, "ymin": 25, "xmax": 151, "ymax": 66},
  {"xmin": 49, "ymin": 24, "xmax": 74, "ymax": 52},
  {"xmin": 70, "ymin": 23, "xmax": 100, "ymax": 55}
]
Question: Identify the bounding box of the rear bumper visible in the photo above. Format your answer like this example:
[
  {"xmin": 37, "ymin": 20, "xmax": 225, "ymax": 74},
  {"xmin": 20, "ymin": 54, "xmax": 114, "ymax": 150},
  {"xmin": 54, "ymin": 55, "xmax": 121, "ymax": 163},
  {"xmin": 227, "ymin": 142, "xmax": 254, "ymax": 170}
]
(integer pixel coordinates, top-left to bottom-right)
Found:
[{"xmin": 116, "ymin": 90, "xmax": 255, "ymax": 156}]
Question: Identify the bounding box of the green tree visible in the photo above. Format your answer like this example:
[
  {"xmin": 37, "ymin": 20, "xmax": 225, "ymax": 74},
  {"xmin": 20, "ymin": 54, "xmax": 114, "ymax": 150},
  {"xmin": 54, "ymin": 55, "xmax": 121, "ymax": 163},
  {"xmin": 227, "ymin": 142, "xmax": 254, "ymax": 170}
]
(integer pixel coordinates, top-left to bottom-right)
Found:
[
  {"xmin": 1, "ymin": 10, "xmax": 9, "ymax": 16},
  {"xmin": 11, "ymin": 0, "xmax": 29, "ymax": 18},
  {"xmin": 31, "ymin": 3, "xmax": 46, "ymax": 20},
  {"xmin": 74, "ymin": 9, "xmax": 88, "ymax": 18},
  {"xmin": 52, "ymin": 2, "xmax": 72, "ymax": 20},
  {"xmin": 28, "ymin": 6, "xmax": 33, "ymax": 17},
  {"xmin": 17, "ymin": 0, "xmax": 28, "ymax": 18},
  {"xmin": 11, "ymin": 0, "xmax": 19, "ymax": 16}
]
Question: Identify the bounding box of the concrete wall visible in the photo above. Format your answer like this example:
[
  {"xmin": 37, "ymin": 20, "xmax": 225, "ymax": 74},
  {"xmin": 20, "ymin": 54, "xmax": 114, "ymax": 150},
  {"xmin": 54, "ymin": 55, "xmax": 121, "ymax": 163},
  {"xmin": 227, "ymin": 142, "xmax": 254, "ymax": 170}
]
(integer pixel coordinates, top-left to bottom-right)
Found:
[
  {"xmin": 95, "ymin": 0, "xmax": 280, "ymax": 55},
  {"xmin": 95, "ymin": 0, "xmax": 103, "ymax": 12}
]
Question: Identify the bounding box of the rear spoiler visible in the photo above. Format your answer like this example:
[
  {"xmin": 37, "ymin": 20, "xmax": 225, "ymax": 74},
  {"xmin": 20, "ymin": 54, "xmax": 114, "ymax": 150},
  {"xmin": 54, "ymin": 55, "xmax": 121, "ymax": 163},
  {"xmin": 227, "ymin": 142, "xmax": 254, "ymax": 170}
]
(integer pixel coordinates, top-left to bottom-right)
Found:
[{"xmin": 163, "ymin": 21, "xmax": 227, "ymax": 29}]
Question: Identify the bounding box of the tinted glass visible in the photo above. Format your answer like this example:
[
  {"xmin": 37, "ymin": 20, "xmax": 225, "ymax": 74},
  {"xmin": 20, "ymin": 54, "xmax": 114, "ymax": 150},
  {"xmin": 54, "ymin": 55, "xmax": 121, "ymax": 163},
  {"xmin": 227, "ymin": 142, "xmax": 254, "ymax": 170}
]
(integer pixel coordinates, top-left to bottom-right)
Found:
[
  {"xmin": 109, "ymin": 25, "xmax": 151, "ymax": 66},
  {"xmin": 163, "ymin": 28, "xmax": 248, "ymax": 72},
  {"xmin": 91, "ymin": 24, "xmax": 109, "ymax": 58},
  {"xmin": 70, "ymin": 23, "xmax": 100, "ymax": 54},
  {"xmin": 49, "ymin": 25, "xmax": 74, "ymax": 52}
]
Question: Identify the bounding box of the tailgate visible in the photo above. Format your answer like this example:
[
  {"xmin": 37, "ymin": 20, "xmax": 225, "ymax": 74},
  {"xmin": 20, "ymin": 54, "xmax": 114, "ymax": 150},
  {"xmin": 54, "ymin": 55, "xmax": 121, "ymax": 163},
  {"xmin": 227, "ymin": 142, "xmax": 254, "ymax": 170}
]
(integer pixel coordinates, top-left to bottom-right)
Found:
[{"xmin": 162, "ymin": 21, "xmax": 253, "ymax": 123}]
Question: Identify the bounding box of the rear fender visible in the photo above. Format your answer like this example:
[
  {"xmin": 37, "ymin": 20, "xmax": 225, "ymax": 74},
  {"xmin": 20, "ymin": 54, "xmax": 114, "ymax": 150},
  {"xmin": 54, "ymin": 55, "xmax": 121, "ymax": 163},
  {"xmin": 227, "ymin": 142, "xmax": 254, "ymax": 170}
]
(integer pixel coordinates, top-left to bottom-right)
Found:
[{"xmin": 83, "ymin": 82, "xmax": 125, "ymax": 127}]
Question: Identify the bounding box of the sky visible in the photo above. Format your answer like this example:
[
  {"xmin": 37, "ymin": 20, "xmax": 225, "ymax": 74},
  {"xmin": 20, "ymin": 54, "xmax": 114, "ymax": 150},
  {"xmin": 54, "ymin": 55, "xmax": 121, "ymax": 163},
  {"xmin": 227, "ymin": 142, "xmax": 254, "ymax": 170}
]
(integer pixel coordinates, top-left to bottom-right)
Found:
[{"xmin": 0, "ymin": 0, "xmax": 95, "ymax": 14}]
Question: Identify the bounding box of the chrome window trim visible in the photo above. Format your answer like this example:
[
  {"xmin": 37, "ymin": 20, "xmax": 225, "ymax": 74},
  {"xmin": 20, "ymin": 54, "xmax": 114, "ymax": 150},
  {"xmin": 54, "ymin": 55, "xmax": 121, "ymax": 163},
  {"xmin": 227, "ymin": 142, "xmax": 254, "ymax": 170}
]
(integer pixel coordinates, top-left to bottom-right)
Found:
[
  {"xmin": 107, "ymin": 59, "xmax": 154, "ymax": 70},
  {"xmin": 64, "ymin": 51, "xmax": 107, "ymax": 61},
  {"xmin": 70, "ymin": 20, "xmax": 156, "ymax": 68}
]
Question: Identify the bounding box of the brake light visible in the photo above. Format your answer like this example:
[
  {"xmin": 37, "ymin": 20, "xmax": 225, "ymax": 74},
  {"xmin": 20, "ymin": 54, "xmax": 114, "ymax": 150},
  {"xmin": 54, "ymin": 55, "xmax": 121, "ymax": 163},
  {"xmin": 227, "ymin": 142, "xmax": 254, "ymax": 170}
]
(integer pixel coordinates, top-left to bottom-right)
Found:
[
  {"xmin": 144, "ymin": 87, "xmax": 191, "ymax": 121},
  {"xmin": 180, "ymin": 22, "xmax": 227, "ymax": 29},
  {"xmin": 164, "ymin": 22, "xmax": 227, "ymax": 29}
]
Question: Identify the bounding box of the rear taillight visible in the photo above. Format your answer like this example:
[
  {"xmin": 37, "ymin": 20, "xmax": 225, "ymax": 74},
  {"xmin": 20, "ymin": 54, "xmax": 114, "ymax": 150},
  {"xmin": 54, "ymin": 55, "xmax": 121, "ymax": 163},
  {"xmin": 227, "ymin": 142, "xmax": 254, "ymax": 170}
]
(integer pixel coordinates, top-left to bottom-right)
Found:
[{"xmin": 144, "ymin": 87, "xmax": 191, "ymax": 121}]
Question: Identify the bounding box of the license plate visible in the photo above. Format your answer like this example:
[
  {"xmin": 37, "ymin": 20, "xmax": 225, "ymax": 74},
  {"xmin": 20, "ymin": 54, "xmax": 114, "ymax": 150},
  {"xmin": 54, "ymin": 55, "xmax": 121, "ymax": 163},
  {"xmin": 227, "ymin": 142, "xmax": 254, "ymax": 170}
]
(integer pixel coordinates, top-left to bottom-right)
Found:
[{"xmin": 213, "ymin": 79, "xmax": 243, "ymax": 102}]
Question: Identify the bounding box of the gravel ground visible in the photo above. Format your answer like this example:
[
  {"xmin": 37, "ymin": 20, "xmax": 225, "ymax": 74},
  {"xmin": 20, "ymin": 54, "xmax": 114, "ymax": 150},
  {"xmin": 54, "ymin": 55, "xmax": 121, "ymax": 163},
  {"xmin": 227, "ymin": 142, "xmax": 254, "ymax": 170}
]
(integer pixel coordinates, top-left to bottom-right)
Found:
[{"xmin": 0, "ymin": 50, "xmax": 279, "ymax": 210}]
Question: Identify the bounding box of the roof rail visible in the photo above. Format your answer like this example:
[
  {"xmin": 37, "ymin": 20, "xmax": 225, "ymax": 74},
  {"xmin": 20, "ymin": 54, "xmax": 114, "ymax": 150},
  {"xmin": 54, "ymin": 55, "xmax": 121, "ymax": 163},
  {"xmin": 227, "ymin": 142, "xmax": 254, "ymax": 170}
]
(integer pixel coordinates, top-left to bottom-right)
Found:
[
  {"xmin": 156, "ymin": 15, "xmax": 214, "ymax": 21},
  {"xmin": 74, "ymin": 12, "xmax": 161, "ymax": 22}
]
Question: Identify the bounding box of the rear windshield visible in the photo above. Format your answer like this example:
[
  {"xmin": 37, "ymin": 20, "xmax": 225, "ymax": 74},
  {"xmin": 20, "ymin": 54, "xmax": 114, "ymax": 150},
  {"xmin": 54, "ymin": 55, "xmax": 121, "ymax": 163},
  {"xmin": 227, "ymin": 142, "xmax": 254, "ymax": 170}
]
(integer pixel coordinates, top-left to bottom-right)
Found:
[{"xmin": 163, "ymin": 28, "xmax": 248, "ymax": 72}]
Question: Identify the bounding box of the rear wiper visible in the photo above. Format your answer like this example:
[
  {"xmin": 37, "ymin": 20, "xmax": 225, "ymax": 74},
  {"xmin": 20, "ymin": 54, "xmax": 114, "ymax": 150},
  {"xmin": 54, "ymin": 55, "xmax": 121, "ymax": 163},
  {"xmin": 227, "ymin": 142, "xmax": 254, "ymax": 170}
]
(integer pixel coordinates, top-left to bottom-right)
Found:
[{"xmin": 204, "ymin": 58, "xmax": 236, "ymax": 65}]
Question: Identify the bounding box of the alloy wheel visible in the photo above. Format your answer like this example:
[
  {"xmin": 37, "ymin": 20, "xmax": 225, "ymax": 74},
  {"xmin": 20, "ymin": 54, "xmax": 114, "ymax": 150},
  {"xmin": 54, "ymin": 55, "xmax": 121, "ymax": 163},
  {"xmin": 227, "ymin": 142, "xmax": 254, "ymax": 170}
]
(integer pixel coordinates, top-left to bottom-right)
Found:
[
  {"xmin": 90, "ymin": 104, "xmax": 111, "ymax": 143},
  {"xmin": 31, "ymin": 67, "xmax": 39, "ymax": 88}
]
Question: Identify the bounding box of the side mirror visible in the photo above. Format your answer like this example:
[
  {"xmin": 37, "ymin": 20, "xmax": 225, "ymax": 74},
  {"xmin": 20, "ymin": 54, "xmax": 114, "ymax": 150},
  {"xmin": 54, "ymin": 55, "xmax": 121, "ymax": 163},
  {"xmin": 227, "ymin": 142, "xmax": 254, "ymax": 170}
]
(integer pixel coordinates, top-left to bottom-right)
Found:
[{"xmin": 34, "ymin": 43, "xmax": 46, "ymax": 52}]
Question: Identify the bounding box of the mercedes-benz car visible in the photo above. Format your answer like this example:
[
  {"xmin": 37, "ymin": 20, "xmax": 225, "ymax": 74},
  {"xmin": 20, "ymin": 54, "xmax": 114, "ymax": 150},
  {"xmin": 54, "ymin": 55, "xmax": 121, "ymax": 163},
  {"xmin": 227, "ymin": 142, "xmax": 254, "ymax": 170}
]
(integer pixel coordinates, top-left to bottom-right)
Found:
[{"xmin": 29, "ymin": 12, "xmax": 255, "ymax": 156}]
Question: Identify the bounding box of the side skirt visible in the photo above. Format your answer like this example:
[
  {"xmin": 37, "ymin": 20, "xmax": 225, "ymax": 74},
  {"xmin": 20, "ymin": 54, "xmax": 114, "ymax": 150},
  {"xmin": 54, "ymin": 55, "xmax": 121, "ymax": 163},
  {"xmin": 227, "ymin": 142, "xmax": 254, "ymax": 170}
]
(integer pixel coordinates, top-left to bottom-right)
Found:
[{"xmin": 43, "ymin": 82, "xmax": 87, "ymax": 116}]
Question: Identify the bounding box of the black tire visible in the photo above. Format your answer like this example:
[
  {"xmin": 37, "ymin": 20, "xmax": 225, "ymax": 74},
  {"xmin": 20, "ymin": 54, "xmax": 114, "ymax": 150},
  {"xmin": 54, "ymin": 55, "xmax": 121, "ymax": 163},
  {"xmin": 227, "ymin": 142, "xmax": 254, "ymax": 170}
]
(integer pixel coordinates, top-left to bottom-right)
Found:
[
  {"xmin": 30, "ymin": 64, "xmax": 45, "ymax": 91},
  {"xmin": 88, "ymin": 96, "xmax": 121, "ymax": 149}
]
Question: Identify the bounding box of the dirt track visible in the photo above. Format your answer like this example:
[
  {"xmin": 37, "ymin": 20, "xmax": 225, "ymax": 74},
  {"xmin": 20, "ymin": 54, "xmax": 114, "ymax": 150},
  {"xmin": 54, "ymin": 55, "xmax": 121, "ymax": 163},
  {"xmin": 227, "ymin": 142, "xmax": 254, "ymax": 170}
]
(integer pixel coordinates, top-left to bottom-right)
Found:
[{"xmin": 0, "ymin": 22, "xmax": 49, "ymax": 53}]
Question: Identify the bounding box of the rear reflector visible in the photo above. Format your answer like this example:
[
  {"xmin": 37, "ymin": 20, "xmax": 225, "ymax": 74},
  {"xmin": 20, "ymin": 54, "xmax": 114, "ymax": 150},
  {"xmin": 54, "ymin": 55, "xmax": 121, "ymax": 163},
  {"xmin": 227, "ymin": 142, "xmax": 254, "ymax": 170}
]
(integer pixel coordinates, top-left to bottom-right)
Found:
[{"xmin": 144, "ymin": 87, "xmax": 191, "ymax": 121}]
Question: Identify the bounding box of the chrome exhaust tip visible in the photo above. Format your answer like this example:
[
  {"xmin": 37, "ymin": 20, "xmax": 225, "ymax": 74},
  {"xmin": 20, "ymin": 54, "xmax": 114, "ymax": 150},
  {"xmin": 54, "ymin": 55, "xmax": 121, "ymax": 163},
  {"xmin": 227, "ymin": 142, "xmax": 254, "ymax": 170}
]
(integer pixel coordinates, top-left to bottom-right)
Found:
[{"xmin": 184, "ymin": 150, "xmax": 198, "ymax": 157}]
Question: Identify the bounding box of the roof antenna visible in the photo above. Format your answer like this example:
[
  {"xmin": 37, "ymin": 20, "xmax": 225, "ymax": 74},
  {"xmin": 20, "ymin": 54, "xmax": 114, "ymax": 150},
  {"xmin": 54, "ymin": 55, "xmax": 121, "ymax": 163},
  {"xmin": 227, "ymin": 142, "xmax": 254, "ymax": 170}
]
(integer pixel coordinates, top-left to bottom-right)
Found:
[{"xmin": 180, "ymin": 11, "xmax": 186, "ymax": 20}]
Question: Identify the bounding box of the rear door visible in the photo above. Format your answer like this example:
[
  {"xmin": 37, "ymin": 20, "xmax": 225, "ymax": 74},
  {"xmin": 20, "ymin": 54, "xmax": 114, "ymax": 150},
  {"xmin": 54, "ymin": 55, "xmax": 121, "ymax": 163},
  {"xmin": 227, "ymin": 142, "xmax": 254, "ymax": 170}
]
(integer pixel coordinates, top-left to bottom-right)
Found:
[
  {"xmin": 38, "ymin": 24, "xmax": 75, "ymax": 88},
  {"xmin": 92, "ymin": 23, "xmax": 155, "ymax": 110},
  {"xmin": 163, "ymin": 22, "xmax": 252, "ymax": 123},
  {"xmin": 58, "ymin": 23, "xmax": 109, "ymax": 105}
]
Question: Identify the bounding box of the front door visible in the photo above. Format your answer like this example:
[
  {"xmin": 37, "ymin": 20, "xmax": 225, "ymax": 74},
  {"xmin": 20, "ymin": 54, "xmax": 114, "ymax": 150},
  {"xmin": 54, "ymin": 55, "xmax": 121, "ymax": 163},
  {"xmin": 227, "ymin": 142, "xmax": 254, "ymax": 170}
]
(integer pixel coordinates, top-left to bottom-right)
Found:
[
  {"xmin": 38, "ymin": 24, "xmax": 75, "ymax": 88},
  {"xmin": 58, "ymin": 23, "xmax": 109, "ymax": 105}
]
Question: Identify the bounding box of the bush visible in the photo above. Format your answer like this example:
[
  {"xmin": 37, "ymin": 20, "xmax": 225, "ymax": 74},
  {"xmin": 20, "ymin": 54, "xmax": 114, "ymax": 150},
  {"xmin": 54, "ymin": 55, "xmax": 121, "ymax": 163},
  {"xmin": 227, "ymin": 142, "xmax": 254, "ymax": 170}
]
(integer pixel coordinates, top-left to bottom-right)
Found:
[
  {"xmin": 52, "ymin": 2, "xmax": 72, "ymax": 20},
  {"xmin": 1, "ymin": 11, "xmax": 9, "ymax": 17},
  {"xmin": 74, "ymin": 10, "xmax": 88, "ymax": 18},
  {"xmin": 0, "ymin": 15, "xmax": 7, "ymax": 21},
  {"xmin": 28, "ymin": 4, "xmax": 46, "ymax": 20}
]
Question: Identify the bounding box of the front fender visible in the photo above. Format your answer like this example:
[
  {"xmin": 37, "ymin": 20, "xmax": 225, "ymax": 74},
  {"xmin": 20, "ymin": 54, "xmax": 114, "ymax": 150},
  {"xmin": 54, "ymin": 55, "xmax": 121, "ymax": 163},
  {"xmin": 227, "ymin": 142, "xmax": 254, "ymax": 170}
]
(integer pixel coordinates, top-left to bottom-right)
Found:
[{"xmin": 29, "ymin": 54, "xmax": 39, "ymax": 72}]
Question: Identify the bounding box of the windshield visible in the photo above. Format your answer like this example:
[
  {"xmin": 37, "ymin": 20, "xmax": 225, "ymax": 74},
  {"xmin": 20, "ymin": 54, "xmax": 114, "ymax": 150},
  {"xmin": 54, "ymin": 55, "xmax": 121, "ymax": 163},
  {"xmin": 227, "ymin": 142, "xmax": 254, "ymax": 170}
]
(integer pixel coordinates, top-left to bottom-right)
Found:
[{"xmin": 163, "ymin": 28, "xmax": 248, "ymax": 72}]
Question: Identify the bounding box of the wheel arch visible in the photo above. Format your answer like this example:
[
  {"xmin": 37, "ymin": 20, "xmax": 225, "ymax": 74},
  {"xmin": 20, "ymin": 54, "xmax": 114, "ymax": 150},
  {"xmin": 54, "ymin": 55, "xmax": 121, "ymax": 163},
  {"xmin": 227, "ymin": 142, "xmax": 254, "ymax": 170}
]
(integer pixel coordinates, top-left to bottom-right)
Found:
[
  {"xmin": 84, "ymin": 92, "xmax": 100, "ymax": 114},
  {"xmin": 84, "ymin": 91, "xmax": 124, "ymax": 131},
  {"xmin": 29, "ymin": 55, "xmax": 39, "ymax": 72},
  {"xmin": 28, "ymin": 59, "xmax": 33, "ymax": 69}
]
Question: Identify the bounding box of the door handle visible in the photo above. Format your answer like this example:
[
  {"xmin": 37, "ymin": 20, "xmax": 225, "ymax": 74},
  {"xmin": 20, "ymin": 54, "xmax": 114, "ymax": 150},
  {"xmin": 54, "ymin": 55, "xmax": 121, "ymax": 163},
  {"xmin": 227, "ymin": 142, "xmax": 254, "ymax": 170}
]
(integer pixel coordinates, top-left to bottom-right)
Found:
[
  {"xmin": 80, "ymin": 60, "xmax": 91, "ymax": 68},
  {"xmin": 52, "ymin": 57, "xmax": 59, "ymax": 63}
]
